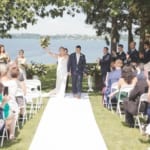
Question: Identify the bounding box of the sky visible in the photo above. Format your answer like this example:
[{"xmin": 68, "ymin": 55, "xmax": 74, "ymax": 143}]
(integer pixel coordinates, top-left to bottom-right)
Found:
[{"xmin": 10, "ymin": 13, "xmax": 96, "ymax": 36}]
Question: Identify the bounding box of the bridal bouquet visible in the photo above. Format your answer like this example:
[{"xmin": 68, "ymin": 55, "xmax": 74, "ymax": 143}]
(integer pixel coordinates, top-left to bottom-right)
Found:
[{"xmin": 40, "ymin": 36, "xmax": 50, "ymax": 48}]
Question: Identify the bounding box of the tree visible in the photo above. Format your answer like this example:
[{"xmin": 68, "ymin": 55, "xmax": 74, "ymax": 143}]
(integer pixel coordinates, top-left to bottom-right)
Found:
[
  {"xmin": 0, "ymin": 0, "xmax": 77, "ymax": 37},
  {"xmin": 0, "ymin": 0, "xmax": 149, "ymax": 52},
  {"xmin": 76, "ymin": 0, "xmax": 132, "ymax": 51},
  {"xmin": 130, "ymin": 0, "xmax": 150, "ymax": 51}
]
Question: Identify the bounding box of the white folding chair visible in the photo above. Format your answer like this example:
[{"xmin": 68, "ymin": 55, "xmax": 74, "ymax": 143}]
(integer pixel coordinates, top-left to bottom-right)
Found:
[
  {"xmin": 16, "ymin": 89, "xmax": 28, "ymax": 127},
  {"xmin": 0, "ymin": 123, "xmax": 8, "ymax": 147},
  {"xmin": 108, "ymin": 82, "xmax": 118, "ymax": 111},
  {"xmin": 135, "ymin": 93, "xmax": 148, "ymax": 133},
  {"xmin": 117, "ymin": 85, "xmax": 134, "ymax": 118},
  {"xmin": 25, "ymin": 79, "xmax": 42, "ymax": 119}
]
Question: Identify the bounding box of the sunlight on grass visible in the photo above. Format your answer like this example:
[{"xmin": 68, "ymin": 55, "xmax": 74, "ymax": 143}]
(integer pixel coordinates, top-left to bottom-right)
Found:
[{"xmin": 90, "ymin": 94, "xmax": 150, "ymax": 150}]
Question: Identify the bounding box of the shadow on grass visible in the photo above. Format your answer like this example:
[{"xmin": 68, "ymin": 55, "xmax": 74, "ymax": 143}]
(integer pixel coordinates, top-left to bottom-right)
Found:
[
  {"xmin": 2, "ymin": 138, "xmax": 22, "ymax": 148},
  {"xmin": 139, "ymin": 138, "xmax": 150, "ymax": 144}
]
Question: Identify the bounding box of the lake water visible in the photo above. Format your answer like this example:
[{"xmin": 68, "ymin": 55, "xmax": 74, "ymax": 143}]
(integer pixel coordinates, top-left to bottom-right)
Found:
[{"xmin": 0, "ymin": 37, "xmax": 139, "ymax": 64}]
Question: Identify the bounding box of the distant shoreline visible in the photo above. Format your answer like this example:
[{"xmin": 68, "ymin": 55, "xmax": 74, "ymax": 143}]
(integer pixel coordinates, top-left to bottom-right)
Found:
[{"xmin": 4, "ymin": 33, "xmax": 139, "ymax": 40}]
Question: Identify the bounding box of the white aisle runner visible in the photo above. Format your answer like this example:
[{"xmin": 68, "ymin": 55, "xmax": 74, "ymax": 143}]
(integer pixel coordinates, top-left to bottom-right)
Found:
[{"xmin": 29, "ymin": 93, "xmax": 107, "ymax": 150}]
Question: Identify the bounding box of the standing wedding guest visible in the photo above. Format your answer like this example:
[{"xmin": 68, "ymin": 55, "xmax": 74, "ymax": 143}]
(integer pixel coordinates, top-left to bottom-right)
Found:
[
  {"xmin": 44, "ymin": 47, "xmax": 69, "ymax": 98},
  {"xmin": 99, "ymin": 47, "xmax": 111, "ymax": 87},
  {"xmin": 126, "ymin": 41, "xmax": 139, "ymax": 64},
  {"xmin": 117, "ymin": 44, "xmax": 126, "ymax": 63},
  {"xmin": 68, "ymin": 45, "xmax": 86, "ymax": 99},
  {"xmin": 16, "ymin": 49, "xmax": 27, "ymax": 79},
  {"xmin": 0, "ymin": 44, "xmax": 10, "ymax": 64},
  {"xmin": 143, "ymin": 41, "xmax": 150, "ymax": 64}
]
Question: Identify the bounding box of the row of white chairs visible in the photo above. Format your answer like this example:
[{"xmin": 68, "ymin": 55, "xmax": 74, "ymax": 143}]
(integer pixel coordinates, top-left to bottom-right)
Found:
[
  {"xmin": 0, "ymin": 79, "xmax": 44, "ymax": 147},
  {"xmin": 105, "ymin": 82, "xmax": 149, "ymax": 133}
]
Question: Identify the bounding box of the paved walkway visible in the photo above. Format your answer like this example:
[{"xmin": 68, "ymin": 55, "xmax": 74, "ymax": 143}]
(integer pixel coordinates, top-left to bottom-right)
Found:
[{"xmin": 29, "ymin": 93, "xmax": 107, "ymax": 150}]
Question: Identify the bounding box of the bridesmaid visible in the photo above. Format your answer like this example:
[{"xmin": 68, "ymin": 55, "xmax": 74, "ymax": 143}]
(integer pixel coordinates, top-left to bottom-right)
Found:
[
  {"xmin": 16, "ymin": 49, "xmax": 27, "ymax": 79},
  {"xmin": 0, "ymin": 44, "xmax": 10, "ymax": 64}
]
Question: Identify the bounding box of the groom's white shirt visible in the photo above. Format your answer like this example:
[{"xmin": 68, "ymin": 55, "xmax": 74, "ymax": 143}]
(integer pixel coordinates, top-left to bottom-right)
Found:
[{"xmin": 76, "ymin": 53, "xmax": 80, "ymax": 64}]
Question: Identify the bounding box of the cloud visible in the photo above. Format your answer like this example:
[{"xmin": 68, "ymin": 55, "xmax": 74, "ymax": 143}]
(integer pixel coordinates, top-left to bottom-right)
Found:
[{"xmin": 10, "ymin": 13, "xmax": 96, "ymax": 35}]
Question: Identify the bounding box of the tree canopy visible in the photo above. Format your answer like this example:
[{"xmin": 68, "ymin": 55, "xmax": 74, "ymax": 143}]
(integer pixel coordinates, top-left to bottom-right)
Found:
[
  {"xmin": 0, "ymin": 0, "xmax": 149, "ymax": 50},
  {"xmin": 0, "ymin": 0, "xmax": 76, "ymax": 37},
  {"xmin": 76, "ymin": 0, "xmax": 150, "ymax": 50}
]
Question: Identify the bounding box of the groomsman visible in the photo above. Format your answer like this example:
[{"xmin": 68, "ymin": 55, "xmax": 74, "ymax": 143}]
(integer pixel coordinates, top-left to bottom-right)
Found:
[
  {"xmin": 99, "ymin": 47, "xmax": 111, "ymax": 87},
  {"xmin": 68, "ymin": 45, "xmax": 86, "ymax": 99},
  {"xmin": 127, "ymin": 41, "xmax": 139, "ymax": 64},
  {"xmin": 117, "ymin": 44, "xmax": 126, "ymax": 63},
  {"xmin": 143, "ymin": 41, "xmax": 150, "ymax": 64}
]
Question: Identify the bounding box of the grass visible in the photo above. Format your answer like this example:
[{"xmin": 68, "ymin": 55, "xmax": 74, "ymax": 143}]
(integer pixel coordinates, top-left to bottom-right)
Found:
[
  {"xmin": 1, "ymin": 65, "xmax": 150, "ymax": 150},
  {"xmin": 1, "ymin": 98, "xmax": 48, "ymax": 150},
  {"xmin": 90, "ymin": 94, "xmax": 150, "ymax": 150}
]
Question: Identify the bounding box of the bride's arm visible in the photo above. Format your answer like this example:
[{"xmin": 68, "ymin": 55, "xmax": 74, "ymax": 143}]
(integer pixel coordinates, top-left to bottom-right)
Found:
[{"xmin": 44, "ymin": 48, "xmax": 59, "ymax": 59}]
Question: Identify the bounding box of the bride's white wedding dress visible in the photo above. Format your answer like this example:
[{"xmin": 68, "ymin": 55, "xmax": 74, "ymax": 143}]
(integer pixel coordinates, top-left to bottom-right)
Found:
[{"xmin": 55, "ymin": 56, "xmax": 68, "ymax": 97}]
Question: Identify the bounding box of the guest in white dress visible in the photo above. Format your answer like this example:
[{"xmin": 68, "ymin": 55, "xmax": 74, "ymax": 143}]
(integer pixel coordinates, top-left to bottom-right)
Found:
[{"xmin": 44, "ymin": 47, "xmax": 69, "ymax": 97}]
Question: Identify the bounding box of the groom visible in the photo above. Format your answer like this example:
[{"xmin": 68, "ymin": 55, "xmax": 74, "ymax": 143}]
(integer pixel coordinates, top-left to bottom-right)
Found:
[{"xmin": 68, "ymin": 45, "xmax": 86, "ymax": 99}]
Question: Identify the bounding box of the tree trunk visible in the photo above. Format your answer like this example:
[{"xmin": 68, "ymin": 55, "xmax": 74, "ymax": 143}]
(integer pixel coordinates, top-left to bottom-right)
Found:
[
  {"xmin": 139, "ymin": 18, "xmax": 145, "ymax": 51},
  {"xmin": 110, "ymin": 17, "xmax": 119, "ymax": 52},
  {"xmin": 128, "ymin": 17, "xmax": 133, "ymax": 50}
]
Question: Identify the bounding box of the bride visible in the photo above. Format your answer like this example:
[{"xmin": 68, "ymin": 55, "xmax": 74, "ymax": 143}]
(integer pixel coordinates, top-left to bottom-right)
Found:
[{"xmin": 44, "ymin": 47, "xmax": 69, "ymax": 97}]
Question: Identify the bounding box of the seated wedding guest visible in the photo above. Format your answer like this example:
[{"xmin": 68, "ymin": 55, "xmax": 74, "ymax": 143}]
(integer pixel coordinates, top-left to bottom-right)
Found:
[
  {"xmin": 117, "ymin": 44, "xmax": 126, "ymax": 63},
  {"xmin": 124, "ymin": 75, "xmax": 148, "ymax": 128},
  {"xmin": 0, "ymin": 64, "xmax": 19, "ymax": 140},
  {"xmin": 104, "ymin": 59, "xmax": 123, "ymax": 105},
  {"xmin": 143, "ymin": 41, "xmax": 150, "ymax": 64},
  {"xmin": 99, "ymin": 47, "xmax": 111, "ymax": 87},
  {"xmin": 118, "ymin": 65, "xmax": 137, "ymax": 89},
  {"xmin": 0, "ymin": 44, "xmax": 10, "ymax": 64},
  {"xmin": 0, "ymin": 82, "xmax": 18, "ymax": 140},
  {"xmin": 105, "ymin": 59, "xmax": 123, "ymax": 95},
  {"xmin": 127, "ymin": 41, "xmax": 139, "ymax": 64},
  {"xmin": 8, "ymin": 62, "xmax": 27, "ymax": 119},
  {"xmin": 16, "ymin": 49, "xmax": 27, "ymax": 79},
  {"xmin": 9, "ymin": 61, "xmax": 26, "ymax": 94},
  {"xmin": 109, "ymin": 65, "xmax": 137, "ymax": 99}
]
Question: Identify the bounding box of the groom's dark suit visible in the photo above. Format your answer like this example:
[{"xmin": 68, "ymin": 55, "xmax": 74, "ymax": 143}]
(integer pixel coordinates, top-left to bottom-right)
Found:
[{"xmin": 68, "ymin": 52, "xmax": 86, "ymax": 97}]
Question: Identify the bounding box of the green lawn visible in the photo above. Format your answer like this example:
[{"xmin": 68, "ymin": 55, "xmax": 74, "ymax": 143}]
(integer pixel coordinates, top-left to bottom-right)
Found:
[
  {"xmin": 90, "ymin": 94, "xmax": 150, "ymax": 150},
  {"xmin": 1, "ymin": 65, "xmax": 149, "ymax": 150},
  {"xmin": 1, "ymin": 99, "xmax": 48, "ymax": 150}
]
